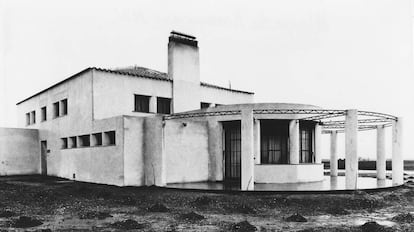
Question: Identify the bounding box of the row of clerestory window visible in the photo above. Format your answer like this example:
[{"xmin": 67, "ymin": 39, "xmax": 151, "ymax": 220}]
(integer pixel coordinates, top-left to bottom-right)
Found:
[
  {"xmin": 61, "ymin": 131, "xmax": 116, "ymax": 149},
  {"xmin": 25, "ymin": 99, "xmax": 67, "ymax": 126}
]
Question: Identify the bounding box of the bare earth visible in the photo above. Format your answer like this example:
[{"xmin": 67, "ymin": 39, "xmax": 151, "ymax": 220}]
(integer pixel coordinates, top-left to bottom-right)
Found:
[{"xmin": 0, "ymin": 175, "xmax": 413, "ymax": 231}]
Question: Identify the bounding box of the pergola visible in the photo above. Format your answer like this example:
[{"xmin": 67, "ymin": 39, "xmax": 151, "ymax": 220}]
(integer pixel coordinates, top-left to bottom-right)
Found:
[{"xmin": 164, "ymin": 108, "xmax": 403, "ymax": 190}]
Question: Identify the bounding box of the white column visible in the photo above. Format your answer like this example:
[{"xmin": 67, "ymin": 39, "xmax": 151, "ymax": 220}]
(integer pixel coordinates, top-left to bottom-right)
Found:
[
  {"xmin": 149, "ymin": 96, "xmax": 157, "ymax": 113},
  {"xmin": 289, "ymin": 120, "xmax": 300, "ymax": 164},
  {"xmin": 241, "ymin": 109, "xmax": 254, "ymax": 190},
  {"xmin": 330, "ymin": 131, "xmax": 338, "ymax": 177},
  {"xmin": 376, "ymin": 125, "xmax": 386, "ymax": 180},
  {"xmin": 314, "ymin": 123, "xmax": 322, "ymax": 163},
  {"xmin": 345, "ymin": 109, "xmax": 358, "ymax": 189},
  {"xmin": 254, "ymin": 119, "xmax": 261, "ymax": 164},
  {"xmin": 392, "ymin": 117, "xmax": 403, "ymax": 185}
]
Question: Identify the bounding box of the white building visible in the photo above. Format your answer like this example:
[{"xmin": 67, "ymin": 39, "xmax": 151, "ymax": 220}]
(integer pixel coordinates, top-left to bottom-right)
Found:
[{"xmin": 0, "ymin": 31, "xmax": 404, "ymax": 190}]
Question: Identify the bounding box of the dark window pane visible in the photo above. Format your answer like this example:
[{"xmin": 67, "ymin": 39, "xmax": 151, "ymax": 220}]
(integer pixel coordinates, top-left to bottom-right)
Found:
[
  {"xmin": 61, "ymin": 99, "xmax": 68, "ymax": 115},
  {"xmin": 134, "ymin": 95, "xmax": 150, "ymax": 113},
  {"xmin": 200, "ymin": 102, "xmax": 210, "ymax": 109},
  {"xmin": 41, "ymin": 106, "xmax": 47, "ymax": 121},
  {"xmin": 53, "ymin": 102, "xmax": 60, "ymax": 118},
  {"xmin": 157, "ymin": 97, "xmax": 171, "ymax": 114}
]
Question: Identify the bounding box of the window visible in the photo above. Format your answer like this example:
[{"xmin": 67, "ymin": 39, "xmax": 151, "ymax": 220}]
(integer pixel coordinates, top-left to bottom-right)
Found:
[
  {"xmin": 69, "ymin": 136, "xmax": 77, "ymax": 148},
  {"xmin": 157, "ymin": 97, "xmax": 171, "ymax": 114},
  {"xmin": 61, "ymin": 138, "xmax": 68, "ymax": 149},
  {"xmin": 92, "ymin": 133, "xmax": 102, "ymax": 146},
  {"xmin": 61, "ymin": 99, "xmax": 68, "ymax": 116},
  {"xmin": 41, "ymin": 106, "xmax": 47, "ymax": 121},
  {"xmin": 26, "ymin": 113, "xmax": 30, "ymax": 125},
  {"xmin": 134, "ymin": 94, "xmax": 150, "ymax": 113},
  {"xmin": 300, "ymin": 121, "xmax": 314, "ymax": 163},
  {"xmin": 30, "ymin": 111, "xmax": 36, "ymax": 124},
  {"xmin": 200, "ymin": 102, "xmax": 210, "ymax": 109},
  {"xmin": 260, "ymin": 120, "xmax": 289, "ymax": 164},
  {"xmin": 104, "ymin": 131, "xmax": 116, "ymax": 145},
  {"xmin": 78, "ymin": 135, "xmax": 90, "ymax": 147},
  {"xmin": 53, "ymin": 102, "xmax": 60, "ymax": 118}
]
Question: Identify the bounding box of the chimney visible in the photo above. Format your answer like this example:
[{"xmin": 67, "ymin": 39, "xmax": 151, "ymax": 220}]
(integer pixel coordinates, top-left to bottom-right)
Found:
[{"xmin": 168, "ymin": 31, "xmax": 200, "ymax": 113}]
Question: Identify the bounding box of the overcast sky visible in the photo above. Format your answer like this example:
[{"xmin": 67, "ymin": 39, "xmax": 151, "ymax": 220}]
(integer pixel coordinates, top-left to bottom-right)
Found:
[{"xmin": 1, "ymin": 0, "xmax": 413, "ymax": 159}]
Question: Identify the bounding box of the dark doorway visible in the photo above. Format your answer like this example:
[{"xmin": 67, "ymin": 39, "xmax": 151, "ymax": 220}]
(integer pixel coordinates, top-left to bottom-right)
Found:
[
  {"xmin": 40, "ymin": 140, "xmax": 47, "ymax": 175},
  {"xmin": 260, "ymin": 120, "xmax": 289, "ymax": 164},
  {"xmin": 223, "ymin": 121, "xmax": 241, "ymax": 182}
]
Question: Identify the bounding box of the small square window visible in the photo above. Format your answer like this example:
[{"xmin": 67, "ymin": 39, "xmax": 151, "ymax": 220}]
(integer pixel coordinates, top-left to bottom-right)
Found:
[
  {"xmin": 134, "ymin": 94, "xmax": 150, "ymax": 113},
  {"xmin": 78, "ymin": 135, "xmax": 90, "ymax": 147},
  {"xmin": 92, "ymin": 133, "xmax": 102, "ymax": 146},
  {"xmin": 69, "ymin": 136, "xmax": 77, "ymax": 148},
  {"xmin": 104, "ymin": 131, "xmax": 116, "ymax": 146},
  {"xmin": 41, "ymin": 106, "xmax": 47, "ymax": 121},
  {"xmin": 200, "ymin": 102, "xmax": 210, "ymax": 109},
  {"xmin": 61, "ymin": 99, "xmax": 68, "ymax": 116},
  {"xmin": 53, "ymin": 102, "xmax": 60, "ymax": 118},
  {"xmin": 157, "ymin": 97, "xmax": 171, "ymax": 114},
  {"xmin": 61, "ymin": 138, "xmax": 68, "ymax": 149}
]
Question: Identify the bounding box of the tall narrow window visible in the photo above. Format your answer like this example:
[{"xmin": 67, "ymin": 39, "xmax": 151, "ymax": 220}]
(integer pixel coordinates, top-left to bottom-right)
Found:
[
  {"xmin": 134, "ymin": 94, "xmax": 150, "ymax": 113},
  {"xmin": 157, "ymin": 97, "xmax": 171, "ymax": 114},
  {"xmin": 61, "ymin": 99, "xmax": 68, "ymax": 116},
  {"xmin": 30, "ymin": 111, "xmax": 36, "ymax": 124},
  {"xmin": 26, "ymin": 113, "xmax": 30, "ymax": 125},
  {"xmin": 53, "ymin": 102, "xmax": 60, "ymax": 118},
  {"xmin": 41, "ymin": 106, "xmax": 47, "ymax": 121},
  {"xmin": 300, "ymin": 122, "xmax": 314, "ymax": 163}
]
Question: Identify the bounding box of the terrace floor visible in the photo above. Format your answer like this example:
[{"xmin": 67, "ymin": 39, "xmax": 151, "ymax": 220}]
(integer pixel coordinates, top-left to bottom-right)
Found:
[{"xmin": 166, "ymin": 176, "xmax": 397, "ymax": 192}]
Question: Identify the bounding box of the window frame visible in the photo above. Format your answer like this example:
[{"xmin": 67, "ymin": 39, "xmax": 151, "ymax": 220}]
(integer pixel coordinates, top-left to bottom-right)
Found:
[
  {"xmin": 157, "ymin": 97, "xmax": 171, "ymax": 114},
  {"xmin": 41, "ymin": 106, "xmax": 47, "ymax": 122},
  {"xmin": 53, "ymin": 101, "xmax": 60, "ymax": 118},
  {"xmin": 61, "ymin": 99, "xmax": 68, "ymax": 116},
  {"xmin": 134, "ymin": 94, "xmax": 150, "ymax": 113}
]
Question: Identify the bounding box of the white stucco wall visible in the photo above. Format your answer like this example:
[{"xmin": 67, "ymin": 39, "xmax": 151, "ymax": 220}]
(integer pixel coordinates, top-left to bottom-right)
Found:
[
  {"xmin": 169, "ymin": 40, "xmax": 201, "ymax": 113},
  {"xmin": 165, "ymin": 120, "xmax": 209, "ymax": 183},
  {"xmin": 255, "ymin": 164, "xmax": 324, "ymax": 183},
  {"xmin": 49, "ymin": 116, "xmax": 124, "ymax": 185},
  {"xmin": 93, "ymin": 69, "xmax": 172, "ymax": 120},
  {"xmin": 200, "ymin": 85, "xmax": 254, "ymax": 105},
  {"xmin": 123, "ymin": 116, "xmax": 145, "ymax": 186},
  {"xmin": 0, "ymin": 128, "xmax": 40, "ymax": 175}
]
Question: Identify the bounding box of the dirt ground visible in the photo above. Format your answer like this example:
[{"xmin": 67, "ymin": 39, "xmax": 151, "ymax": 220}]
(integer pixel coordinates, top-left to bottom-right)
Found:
[{"xmin": 0, "ymin": 175, "xmax": 413, "ymax": 231}]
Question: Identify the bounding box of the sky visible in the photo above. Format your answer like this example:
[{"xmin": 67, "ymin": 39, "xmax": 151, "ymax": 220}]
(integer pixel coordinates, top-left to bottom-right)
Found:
[{"xmin": 1, "ymin": 0, "xmax": 413, "ymax": 160}]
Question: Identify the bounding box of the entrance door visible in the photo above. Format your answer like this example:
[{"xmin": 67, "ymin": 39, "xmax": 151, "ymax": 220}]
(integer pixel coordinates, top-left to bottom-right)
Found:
[
  {"xmin": 223, "ymin": 121, "xmax": 241, "ymax": 182},
  {"xmin": 40, "ymin": 140, "xmax": 47, "ymax": 175}
]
